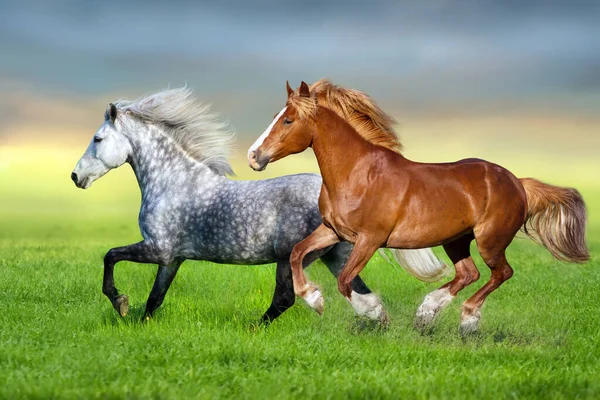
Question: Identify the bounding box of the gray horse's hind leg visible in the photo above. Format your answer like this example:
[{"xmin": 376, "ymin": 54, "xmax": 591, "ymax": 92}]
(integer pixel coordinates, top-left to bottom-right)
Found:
[
  {"xmin": 143, "ymin": 259, "xmax": 184, "ymax": 320},
  {"xmin": 320, "ymin": 242, "xmax": 371, "ymax": 294},
  {"xmin": 103, "ymin": 240, "xmax": 163, "ymax": 317},
  {"xmin": 321, "ymin": 242, "xmax": 388, "ymax": 324}
]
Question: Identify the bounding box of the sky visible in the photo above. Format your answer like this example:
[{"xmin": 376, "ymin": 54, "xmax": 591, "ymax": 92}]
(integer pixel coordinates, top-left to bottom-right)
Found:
[{"xmin": 0, "ymin": 0, "xmax": 599, "ymax": 154}]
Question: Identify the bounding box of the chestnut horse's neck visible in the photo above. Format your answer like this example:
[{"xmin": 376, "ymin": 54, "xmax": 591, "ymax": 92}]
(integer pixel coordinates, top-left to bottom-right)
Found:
[{"xmin": 311, "ymin": 106, "xmax": 403, "ymax": 190}]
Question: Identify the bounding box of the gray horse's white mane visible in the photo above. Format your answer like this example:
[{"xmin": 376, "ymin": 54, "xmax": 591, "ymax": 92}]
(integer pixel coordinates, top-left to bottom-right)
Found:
[{"xmin": 115, "ymin": 87, "xmax": 235, "ymax": 175}]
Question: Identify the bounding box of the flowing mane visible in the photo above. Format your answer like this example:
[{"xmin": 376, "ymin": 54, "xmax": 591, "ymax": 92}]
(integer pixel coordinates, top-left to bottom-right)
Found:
[
  {"xmin": 115, "ymin": 87, "xmax": 235, "ymax": 175},
  {"xmin": 291, "ymin": 79, "xmax": 402, "ymax": 153}
]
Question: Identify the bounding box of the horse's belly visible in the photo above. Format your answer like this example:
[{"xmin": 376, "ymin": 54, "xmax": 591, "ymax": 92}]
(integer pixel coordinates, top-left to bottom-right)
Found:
[
  {"xmin": 387, "ymin": 223, "xmax": 472, "ymax": 248},
  {"xmin": 386, "ymin": 200, "xmax": 476, "ymax": 248},
  {"xmin": 181, "ymin": 241, "xmax": 276, "ymax": 265}
]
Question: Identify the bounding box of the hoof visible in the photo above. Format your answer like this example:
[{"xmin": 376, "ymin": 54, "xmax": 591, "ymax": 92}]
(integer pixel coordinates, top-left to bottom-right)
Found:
[
  {"xmin": 304, "ymin": 289, "xmax": 324, "ymax": 315},
  {"xmin": 112, "ymin": 294, "xmax": 129, "ymax": 317},
  {"xmin": 348, "ymin": 292, "xmax": 388, "ymax": 325},
  {"xmin": 414, "ymin": 288, "xmax": 454, "ymax": 331},
  {"xmin": 459, "ymin": 314, "xmax": 481, "ymax": 336},
  {"xmin": 414, "ymin": 309, "xmax": 436, "ymax": 331}
]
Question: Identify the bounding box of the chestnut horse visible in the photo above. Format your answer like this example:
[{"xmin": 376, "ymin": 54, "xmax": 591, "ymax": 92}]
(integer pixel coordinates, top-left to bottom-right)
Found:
[{"xmin": 248, "ymin": 80, "xmax": 589, "ymax": 333}]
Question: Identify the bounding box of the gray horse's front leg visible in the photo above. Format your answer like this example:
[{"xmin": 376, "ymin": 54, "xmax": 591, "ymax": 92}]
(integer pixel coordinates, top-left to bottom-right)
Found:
[
  {"xmin": 143, "ymin": 260, "xmax": 183, "ymax": 320},
  {"xmin": 103, "ymin": 241, "xmax": 161, "ymax": 317},
  {"xmin": 261, "ymin": 259, "xmax": 295, "ymax": 324}
]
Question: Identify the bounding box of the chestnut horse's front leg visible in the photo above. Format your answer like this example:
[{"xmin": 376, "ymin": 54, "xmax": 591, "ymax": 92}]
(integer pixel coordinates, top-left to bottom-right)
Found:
[
  {"xmin": 289, "ymin": 223, "xmax": 340, "ymax": 314},
  {"xmin": 103, "ymin": 240, "xmax": 162, "ymax": 317},
  {"xmin": 337, "ymin": 236, "xmax": 380, "ymax": 300}
]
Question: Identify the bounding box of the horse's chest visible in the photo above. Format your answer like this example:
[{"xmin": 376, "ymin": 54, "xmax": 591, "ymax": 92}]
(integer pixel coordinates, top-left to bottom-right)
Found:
[
  {"xmin": 320, "ymin": 186, "xmax": 394, "ymax": 243},
  {"xmin": 138, "ymin": 205, "xmax": 185, "ymax": 241},
  {"xmin": 320, "ymin": 199, "xmax": 363, "ymax": 242}
]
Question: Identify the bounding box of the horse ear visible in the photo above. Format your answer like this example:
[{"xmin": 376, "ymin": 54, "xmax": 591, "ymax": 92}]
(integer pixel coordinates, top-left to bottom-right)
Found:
[
  {"xmin": 286, "ymin": 81, "xmax": 294, "ymax": 98},
  {"xmin": 109, "ymin": 103, "xmax": 117, "ymax": 123},
  {"xmin": 299, "ymin": 81, "xmax": 310, "ymax": 98}
]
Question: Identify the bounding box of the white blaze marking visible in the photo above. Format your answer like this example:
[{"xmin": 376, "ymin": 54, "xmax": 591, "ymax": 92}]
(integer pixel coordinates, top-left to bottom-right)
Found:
[{"xmin": 248, "ymin": 106, "xmax": 287, "ymax": 158}]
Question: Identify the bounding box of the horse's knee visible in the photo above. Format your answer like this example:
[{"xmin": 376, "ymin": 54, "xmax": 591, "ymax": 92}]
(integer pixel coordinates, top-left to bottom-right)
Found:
[
  {"xmin": 465, "ymin": 268, "xmax": 480, "ymax": 285},
  {"xmin": 337, "ymin": 278, "xmax": 352, "ymax": 298},
  {"xmin": 103, "ymin": 250, "xmax": 116, "ymax": 266},
  {"xmin": 290, "ymin": 248, "xmax": 303, "ymax": 267}
]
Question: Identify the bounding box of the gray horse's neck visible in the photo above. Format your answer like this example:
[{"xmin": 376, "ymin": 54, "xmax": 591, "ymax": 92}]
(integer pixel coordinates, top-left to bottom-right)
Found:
[{"xmin": 126, "ymin": 125, "xmax": 222, "ymax": 201}]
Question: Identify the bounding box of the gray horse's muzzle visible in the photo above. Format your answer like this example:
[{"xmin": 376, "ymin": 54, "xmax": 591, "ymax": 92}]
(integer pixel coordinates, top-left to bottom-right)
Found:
[{"xmin": 71, "ymin": 171, "xmax": 90, "ymax": 189}]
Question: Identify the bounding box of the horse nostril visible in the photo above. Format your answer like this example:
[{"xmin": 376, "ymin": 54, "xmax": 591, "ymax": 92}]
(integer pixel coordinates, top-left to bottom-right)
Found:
[{"xmin": 71, "ymin": 172, "xmax": 78, "ymax": 184}]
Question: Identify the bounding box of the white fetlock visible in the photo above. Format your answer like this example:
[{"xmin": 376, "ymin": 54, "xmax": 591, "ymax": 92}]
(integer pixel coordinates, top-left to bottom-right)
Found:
[
  {"xmin": 349, "ymin": 291, "xmax": 387, "ymax": 323},
  {"xmin": 460, "ymin": 309, "xmax": 481, "ymax": 335},
  {"xmin": 303, "ymin": 289, "xmax": 324, "ymax": 315},
  {"xmin": 414, "ymin": 288, "xmax": 454, "ymax": 328}
]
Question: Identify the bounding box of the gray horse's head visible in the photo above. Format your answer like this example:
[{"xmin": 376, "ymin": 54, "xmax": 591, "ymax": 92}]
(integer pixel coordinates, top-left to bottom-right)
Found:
[
  {"xmin": 71, "ymin": 103, "xmax": 132, "ymax": 189},
  {"xmin": 72, "ymin": 88, "xmax": 235, "ymax": 189}
]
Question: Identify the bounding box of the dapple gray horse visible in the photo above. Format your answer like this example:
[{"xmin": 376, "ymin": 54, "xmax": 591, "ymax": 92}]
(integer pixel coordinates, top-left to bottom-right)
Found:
[{"xmin": 71, "ymin": 88, "xmax": 445, "ymax": 323}]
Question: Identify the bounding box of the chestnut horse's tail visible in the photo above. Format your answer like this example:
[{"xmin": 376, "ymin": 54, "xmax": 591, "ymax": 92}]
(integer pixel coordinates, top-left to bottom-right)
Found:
[
  {"xmin": 378, "ymin": 248, "xmax": 450, "ymax": 282},
  {"xmin": 519, "ymin": 178, "xmax": 589, "ymax": 263}
]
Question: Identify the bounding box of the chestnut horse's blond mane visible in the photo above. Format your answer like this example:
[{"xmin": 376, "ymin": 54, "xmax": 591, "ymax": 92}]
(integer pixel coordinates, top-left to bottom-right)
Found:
[{"xmin": 290, "ymin": 79, "xmax": 402, "ymax": 153}]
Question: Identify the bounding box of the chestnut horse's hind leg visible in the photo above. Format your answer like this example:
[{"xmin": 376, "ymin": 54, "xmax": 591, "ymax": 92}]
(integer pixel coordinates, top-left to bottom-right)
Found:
[
  {"xmin": 143, "ymin": 259, "xmax": 184, "ymax": 320},
  {"xmin": 459, "ymin": 251, "xmax": 513, "ymax": 335},
  {"xmin": 103, "ymin": 241, "xmax": 161, "ymax": 317},
  {"xmin": 415, "ymin": 235, "xmax": 479, "ymax": 330},
  {"xmin": 290, "ymin": 223, "xmax": 340, "ymax": 314}
]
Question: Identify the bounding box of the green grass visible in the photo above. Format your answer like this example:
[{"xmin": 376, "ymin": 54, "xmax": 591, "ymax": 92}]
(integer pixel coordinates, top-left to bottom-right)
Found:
[
  {"xmin": 1, "ymin": 149, "xmax": 599, "ymax": 399},
  {"xmin": 2, "ymin": 212, "xmax": 600, "ymax": 399}
]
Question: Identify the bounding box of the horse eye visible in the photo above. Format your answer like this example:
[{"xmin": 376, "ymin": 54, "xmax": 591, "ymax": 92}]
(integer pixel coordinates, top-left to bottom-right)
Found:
[
  {"xmin": 283, "ymin": 118, "xmax": 293, "ymax": 126},
  {"xmin": 94, "ymin": 137, "xmax": 103, "ymax": 143}
]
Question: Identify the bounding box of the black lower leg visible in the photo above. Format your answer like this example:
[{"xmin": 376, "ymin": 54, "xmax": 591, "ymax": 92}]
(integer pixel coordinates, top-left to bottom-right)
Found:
[
  {"xmin": 144, "ymin": 261, "xmax": 182, "ymax": 319},
  {"xmin": 102, "ymin": 260, "xmax": 119, "ymax": 300},
  {"xmin": 261, "ymin": 260, "xmax": 295, "ymax": 324},
  {"xmin": 102, "ymin": 241, "xmax": 159, "ymax": 316}
]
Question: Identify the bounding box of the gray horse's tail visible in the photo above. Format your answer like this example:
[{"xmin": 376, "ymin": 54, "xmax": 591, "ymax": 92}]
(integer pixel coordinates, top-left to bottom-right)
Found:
[{"xmin": 378, "ymin": 248, "xmax": 449, "ymax": 282}]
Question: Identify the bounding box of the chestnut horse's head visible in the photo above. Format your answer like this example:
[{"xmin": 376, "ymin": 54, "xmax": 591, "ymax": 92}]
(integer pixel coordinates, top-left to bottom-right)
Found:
[{"xmin": 248, "ymin": 81, "xmax": 317, "ymax": 171}]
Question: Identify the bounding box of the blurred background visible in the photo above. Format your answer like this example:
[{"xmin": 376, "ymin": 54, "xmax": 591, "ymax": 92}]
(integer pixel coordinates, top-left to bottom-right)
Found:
[{"xmin": 1, "ymin": 0, "xmax": 598, "ymax": 229}]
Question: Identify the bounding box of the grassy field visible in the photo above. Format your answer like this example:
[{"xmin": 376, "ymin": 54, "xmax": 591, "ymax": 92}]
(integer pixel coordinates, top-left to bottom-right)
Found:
[{"xmin": 1, "ymin": 147, "xmax": 599, "ymax": 399}]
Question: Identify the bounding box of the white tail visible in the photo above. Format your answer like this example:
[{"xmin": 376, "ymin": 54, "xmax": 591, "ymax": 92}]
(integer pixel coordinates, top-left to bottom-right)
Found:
[{"xmin": 378, "ymin": 248, "xmax": 449, "ymax": 282}]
